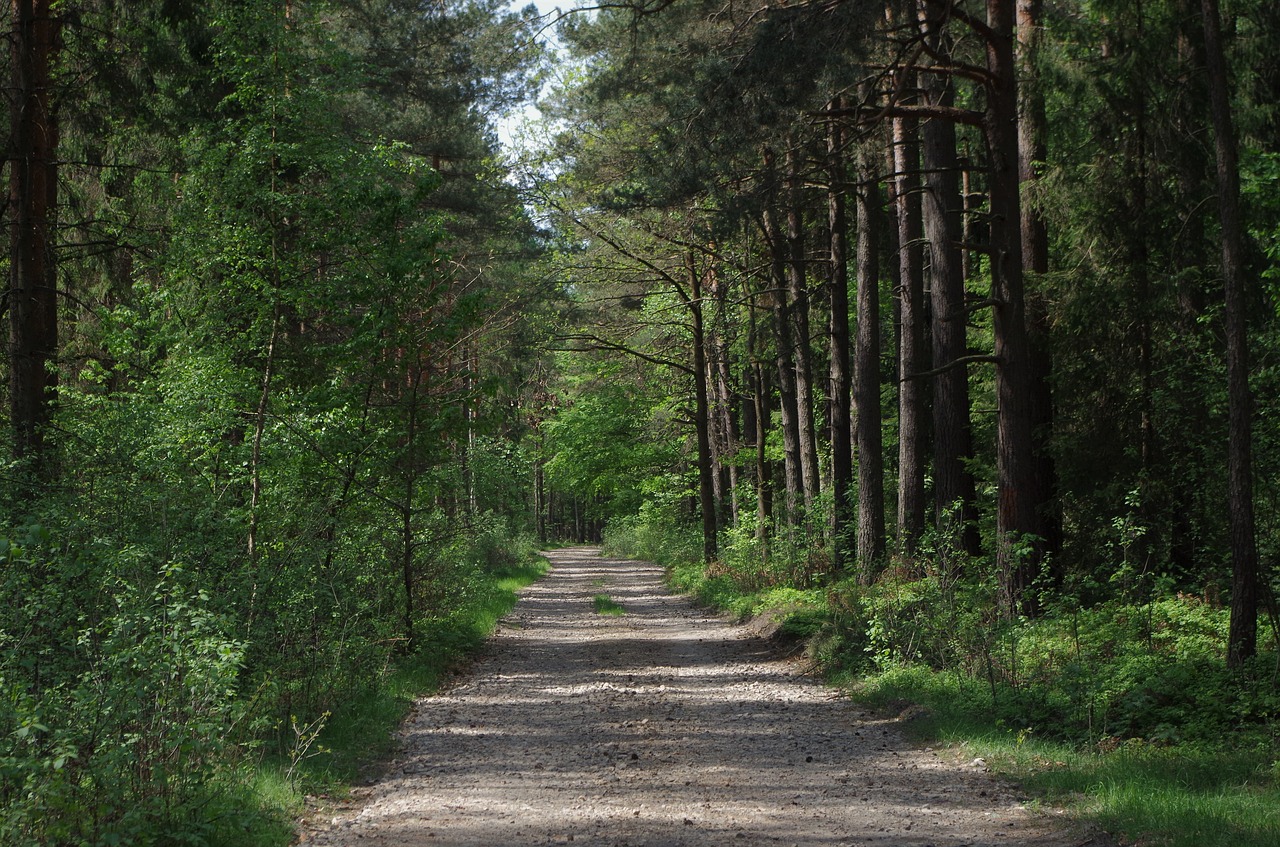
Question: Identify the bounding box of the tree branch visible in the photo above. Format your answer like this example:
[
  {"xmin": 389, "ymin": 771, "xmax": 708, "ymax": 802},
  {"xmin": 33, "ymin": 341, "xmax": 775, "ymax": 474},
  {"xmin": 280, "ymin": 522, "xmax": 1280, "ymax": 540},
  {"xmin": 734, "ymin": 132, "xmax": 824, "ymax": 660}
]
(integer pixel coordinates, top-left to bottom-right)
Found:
[
  {"xmin": 901, "ymin": 354, "xmax": 1001, "ymax": 382},
  {"xmin": 820, "ymin": 103, "xmax": 984, "ymax": 128},
  {"xmin": 921, "ymin": 0, "xmax": 998, "ymax": 44},
  {"xmin": 551, "ymin": 333, "xmax": 695, "ymax": 376}
]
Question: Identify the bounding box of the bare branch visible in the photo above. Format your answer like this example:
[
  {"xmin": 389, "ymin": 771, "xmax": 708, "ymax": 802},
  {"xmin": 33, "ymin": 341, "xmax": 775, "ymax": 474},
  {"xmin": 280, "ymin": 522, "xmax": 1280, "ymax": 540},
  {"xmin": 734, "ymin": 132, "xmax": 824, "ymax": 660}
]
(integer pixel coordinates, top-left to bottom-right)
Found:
[
  {"xmin": 901, "ymin": 354, "xmax": 1000, "ymax": 382},
  {"xmin": 551, "ymin": 333, "xmax": 695, "ymax": 375}
]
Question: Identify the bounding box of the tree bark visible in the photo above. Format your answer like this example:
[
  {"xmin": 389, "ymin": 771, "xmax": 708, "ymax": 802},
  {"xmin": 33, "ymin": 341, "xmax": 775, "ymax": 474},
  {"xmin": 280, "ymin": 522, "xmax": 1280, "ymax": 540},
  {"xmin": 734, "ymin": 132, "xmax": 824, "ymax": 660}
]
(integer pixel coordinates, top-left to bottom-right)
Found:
[
  {"xmin": 1201, "ymin": 0, "xmax": 1258, "ymax": 667},
  {"xmin": 760, "ymin": 175, "xmax": 804, "ymax": 526},
  {"xmin": 854, "ymin": 137, "xmax": 886, "ymax": 574},
  {"xmin": 893, "ymin": 107, "xmax": 927, "ymax": 558},
  {"xmin": 688, "ymin": 252, "xmax": 719, "ymax": 563},
  {"xmin": 708, "ymin": 268, "xmax": 740, "ymax": 528},
  {"xmin": 8, "ymin": 0, "xmax": 60, "ymax": 478},
  {"xmin": 751, "ymin": 357, "xmax": 773, "ymax": 544},
  {"xmin": 1017, "ymin": 0, "xmax": 1061, "ymax": 564},
  {"xmin": 918, "ymin": 1, "xmax": 981, "ymax": 559},
  {"xmin": 786, "ymin": 149, "xmax": 822, "ymax": 515},
  {"xmin": 985, "ymin": 0, "xmax": 1040, "ymax": 615},
  {"xmin": 828, "ymin": 106, "xmax": 854, "ymax": 569}
]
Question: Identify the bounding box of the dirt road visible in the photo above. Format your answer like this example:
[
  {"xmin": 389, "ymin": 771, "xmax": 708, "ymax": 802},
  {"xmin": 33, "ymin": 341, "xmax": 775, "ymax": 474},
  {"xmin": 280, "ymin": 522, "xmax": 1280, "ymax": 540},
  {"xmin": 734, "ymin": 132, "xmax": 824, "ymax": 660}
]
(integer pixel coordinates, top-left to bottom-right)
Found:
[{"xmin": 302, "ymin": 547, "xmax": 1107, "ymax": 847}]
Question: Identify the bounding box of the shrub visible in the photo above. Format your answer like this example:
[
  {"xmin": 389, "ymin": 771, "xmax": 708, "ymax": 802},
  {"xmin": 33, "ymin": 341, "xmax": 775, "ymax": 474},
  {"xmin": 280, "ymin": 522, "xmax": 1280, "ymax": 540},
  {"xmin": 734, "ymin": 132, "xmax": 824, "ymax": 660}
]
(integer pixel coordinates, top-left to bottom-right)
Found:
[{"xmin": 1, "ymin": 533, "xmax": 247, "ymax": 846}]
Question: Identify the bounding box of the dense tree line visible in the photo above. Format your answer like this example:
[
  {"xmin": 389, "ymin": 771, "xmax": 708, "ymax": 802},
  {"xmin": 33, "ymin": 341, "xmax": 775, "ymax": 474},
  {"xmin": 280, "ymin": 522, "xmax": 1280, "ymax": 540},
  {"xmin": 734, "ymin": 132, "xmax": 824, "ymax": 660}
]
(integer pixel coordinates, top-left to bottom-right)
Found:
[{"xmin": 534, "ymin": 0, "xmax": 1279, "ymax": 665}]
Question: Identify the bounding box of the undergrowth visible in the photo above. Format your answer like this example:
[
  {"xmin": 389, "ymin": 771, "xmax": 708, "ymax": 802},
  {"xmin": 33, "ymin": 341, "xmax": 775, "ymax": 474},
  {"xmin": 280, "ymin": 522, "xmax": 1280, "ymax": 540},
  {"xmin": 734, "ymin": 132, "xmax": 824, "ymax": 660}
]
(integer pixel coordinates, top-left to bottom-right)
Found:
[
  {"xmin": 0, "ymin": 521, "xmax": 547, "ymax": 847},
  {"xmin": 249, "ymin": 545, "xmax": 550, "ymax": 843}
]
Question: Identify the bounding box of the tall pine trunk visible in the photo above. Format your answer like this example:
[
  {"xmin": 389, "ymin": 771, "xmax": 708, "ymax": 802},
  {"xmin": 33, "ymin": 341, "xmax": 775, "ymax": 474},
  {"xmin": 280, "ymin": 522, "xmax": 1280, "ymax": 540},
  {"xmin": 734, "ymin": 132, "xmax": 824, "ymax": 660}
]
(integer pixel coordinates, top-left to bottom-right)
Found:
[
  {"xmin": 687, "ymin": 252, "xmax": 719, "ymax": 564},
  {"xmin": 1201, "ymin": 0, "xmax": 1258, "ymax": 667},
  {"xmin": 761, "ymin": 191, "xmax": 805, "ymax": 525},
  {"xmin": 8, "ymin": 0, "xmax": 59, "ymax": 479},
  {"xmin": 985, "ymin": 0, "xmax": 1040, "ymax": 614},
  {"xmin": 919, "ymin": 5, "xmax": 981, "ymax": 559},
  {"xmin": 893, "ymin": 109, "xmax": 927, "ymax": 558},
  {"xmin": 854, "ymin": 137, "xmax": 885, "ymax": 574},
  {"xmin": 786, "ymin": 149, "xmax": 822, "ymax": 515},
  {"xmin": 828, "ymin": 109, "xmax": 854, "ymax": 568},
  {"xmin": 1017, "ymin": 0, "xmax": 1061, "ymax": 564}
]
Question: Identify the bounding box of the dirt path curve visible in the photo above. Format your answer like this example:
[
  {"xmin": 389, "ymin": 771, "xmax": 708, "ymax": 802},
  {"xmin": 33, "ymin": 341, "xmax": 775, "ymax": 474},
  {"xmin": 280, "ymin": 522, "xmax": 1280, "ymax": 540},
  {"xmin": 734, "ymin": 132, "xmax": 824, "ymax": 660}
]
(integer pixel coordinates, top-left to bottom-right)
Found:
[{"xmin": 302, "ymin": 547, "xmax": 1108, "ymax": 847}]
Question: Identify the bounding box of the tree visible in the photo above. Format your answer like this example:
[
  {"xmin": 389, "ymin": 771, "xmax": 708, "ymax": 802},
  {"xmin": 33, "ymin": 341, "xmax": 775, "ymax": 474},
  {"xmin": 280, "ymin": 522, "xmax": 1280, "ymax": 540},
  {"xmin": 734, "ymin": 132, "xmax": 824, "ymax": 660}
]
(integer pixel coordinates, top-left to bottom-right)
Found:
[
  {"xmin": 918, "ymin": 3, "xmax": 981, "ymax": 559},
  {"xmin": 891, "ymin": 79, "xmax": 927, "ymax": 558},
  {"xmin": 827, "ymin": 101, "xmax": 854, "ymax": 567},
  {"xmin": 854, "ymin": 132, "xmax": 885, "ymax": 571},
  {"xmin": 1201, "ymin": 0, "xmax": 1258, "ymax": 667},
  {"xmin": 7, "ymin": 0, "xmax": 61, "ymax": 480}
]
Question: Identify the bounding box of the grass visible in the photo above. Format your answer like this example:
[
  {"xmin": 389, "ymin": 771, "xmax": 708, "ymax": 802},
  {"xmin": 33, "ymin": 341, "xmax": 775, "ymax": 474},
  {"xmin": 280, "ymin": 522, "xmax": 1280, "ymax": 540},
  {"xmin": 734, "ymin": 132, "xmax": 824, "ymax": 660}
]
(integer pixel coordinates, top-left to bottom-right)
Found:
[
  {"xmin": 850, "ymin": 665, "xmax": 1280, "ymax": 847},
  {"xmin": 593, "ymin": 593, "xmax": 626, "ymax": 615},
  {"xmin": 239, "ymin": 554, "xmax": 550, "ymax": 845}
]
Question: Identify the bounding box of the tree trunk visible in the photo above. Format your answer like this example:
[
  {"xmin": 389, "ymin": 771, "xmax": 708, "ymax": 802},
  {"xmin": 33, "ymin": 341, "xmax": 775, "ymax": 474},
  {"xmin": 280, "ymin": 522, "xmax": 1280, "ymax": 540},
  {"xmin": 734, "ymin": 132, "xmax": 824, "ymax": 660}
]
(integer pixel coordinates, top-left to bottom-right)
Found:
[
  {"xmin": 828, "ymin": 106, "xmax": 854, "ymax": 569},
  {"xmin": 400, "ymin": 357, "xmax": 426, "ymax": 650},
  {"xmin": 854, "ymin": 137, "xmax": 885, "ymax": 575},
  {"xmin": 985, "ymin": 0, "xmax": 1039, "ymax": 615},
  {"xmin": 760, "ymin": 173, "xmax": 804, "ymax": 525},
  {"xmin": 752, "ymin": 357, "xmax": 773, "ymax": 544},
  {"xmin": 1201, "ymin": 0, "xmax": 1258, "ymax": 667},
  {"xmin": 918, "ymin": 3, "xmax": 981, "ymax": 559},
  {"xmin": 688, "ymin": 252, "xmax": 719, "ymax": 563},
  {"xmin": 786, "ymin": 149, "xmax": 822, "ymax": 515},
  {"xmin": 708, "ymin": 261, "xmax": 740, "ymax": 528},
  {"xmin": 8, "ymin": 0, "xmax": 59, "ymax": 479},
  {"xmin": 1017, "ymin": 0, "xmax": 1061, "ymax": 564},
  {"xmin": 893, "ymin": 108, "xmax": 927, "ymax": 559},
  {"xmin": 747, "ymin": 299, "xmax": 774, "ymax": 545}
]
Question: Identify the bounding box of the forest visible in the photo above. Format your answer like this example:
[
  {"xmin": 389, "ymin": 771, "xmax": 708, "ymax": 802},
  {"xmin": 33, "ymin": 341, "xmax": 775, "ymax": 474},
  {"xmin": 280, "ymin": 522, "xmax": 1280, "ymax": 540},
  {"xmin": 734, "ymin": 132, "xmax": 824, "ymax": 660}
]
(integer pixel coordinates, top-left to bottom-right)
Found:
[{"xmin": 1, "ymin": 0, "xmax": 1278, "ymax": 844}]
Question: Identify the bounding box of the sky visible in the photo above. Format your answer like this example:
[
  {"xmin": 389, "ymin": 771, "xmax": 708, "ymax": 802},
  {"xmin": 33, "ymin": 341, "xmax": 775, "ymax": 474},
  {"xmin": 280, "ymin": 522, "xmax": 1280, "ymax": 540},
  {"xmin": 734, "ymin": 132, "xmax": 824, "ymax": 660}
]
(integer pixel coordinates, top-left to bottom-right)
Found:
[{"xmin": 496, "ymin": 0, "xmax": 571, "ymax": 156}]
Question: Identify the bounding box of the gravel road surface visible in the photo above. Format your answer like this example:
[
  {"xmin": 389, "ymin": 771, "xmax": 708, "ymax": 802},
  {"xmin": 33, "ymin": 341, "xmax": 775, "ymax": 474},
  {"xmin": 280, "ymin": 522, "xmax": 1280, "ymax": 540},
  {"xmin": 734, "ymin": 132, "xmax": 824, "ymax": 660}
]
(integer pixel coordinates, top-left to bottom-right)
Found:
[{"xmin": 301, "ymin": 547, "xmax": 1109, "ymax": 847}]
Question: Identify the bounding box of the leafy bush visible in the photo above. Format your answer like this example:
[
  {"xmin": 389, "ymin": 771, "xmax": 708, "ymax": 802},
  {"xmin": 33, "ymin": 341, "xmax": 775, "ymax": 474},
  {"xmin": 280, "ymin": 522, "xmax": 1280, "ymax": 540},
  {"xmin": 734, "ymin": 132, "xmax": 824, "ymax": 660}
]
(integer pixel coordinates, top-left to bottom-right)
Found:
[
  {"xmin": 603, "ymin": 499, "xmax": 700, "ymax": 567},
  {"xmin": 1, "ymin": 531, "xmax": 247, "ymax": 846}
]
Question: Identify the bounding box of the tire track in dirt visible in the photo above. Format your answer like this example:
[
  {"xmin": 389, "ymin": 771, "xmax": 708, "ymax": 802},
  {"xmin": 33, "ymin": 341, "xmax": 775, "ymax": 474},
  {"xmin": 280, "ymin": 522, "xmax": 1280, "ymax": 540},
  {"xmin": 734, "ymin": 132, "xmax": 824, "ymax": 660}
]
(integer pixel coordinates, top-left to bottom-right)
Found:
[{"xmin": 301, "ymin": 546, "xmax": 1109, "ymax": 847}]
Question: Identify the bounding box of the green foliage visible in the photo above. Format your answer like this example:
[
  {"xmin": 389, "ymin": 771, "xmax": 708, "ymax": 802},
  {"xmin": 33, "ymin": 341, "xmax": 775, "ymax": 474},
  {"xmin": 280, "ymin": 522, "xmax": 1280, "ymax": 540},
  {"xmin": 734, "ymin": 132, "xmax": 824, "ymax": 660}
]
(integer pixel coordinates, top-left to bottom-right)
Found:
[
  {"xmin": 273, "ymin": 523, "xmax": 548, "ymax": 792},
  {"xmin": 0, "ymin": 535, "xmax": 249, "ymax": 845},
  {"xmin": 0, "ymin": 0, "xmax": 548, "ymax": 842},
  {"xmin": 603, "ymin": 499, "xmax": 702, "ymax": 568}
]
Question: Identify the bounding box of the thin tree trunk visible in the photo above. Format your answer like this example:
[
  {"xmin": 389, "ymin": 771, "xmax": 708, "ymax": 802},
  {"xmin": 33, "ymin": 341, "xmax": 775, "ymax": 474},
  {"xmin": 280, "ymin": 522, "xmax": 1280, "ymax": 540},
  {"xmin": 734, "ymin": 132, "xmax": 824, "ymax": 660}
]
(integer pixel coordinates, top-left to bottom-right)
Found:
[
  {"xmin": 248, "ymin": 312, "xmax": 281, "ymax": 561},
  {"xmin": 400, "ymin": 358, "xmax": 426, "ymax": 650},
  {"xmin": 752, "ymin": 359, "xmax": 773, "ymax": 544},
  {"xmin": 828, "ymin": 105, "xmax": 854, "ymax": 569},
  {"xmin": 712, "ymin": 328, "xmax": 741, "ymax": 527},
  {"xmin": 894, "ymin": 107, "xmax": 927, "ymax": 558},
  {"xmin": 688, "ymin": 252, "xmax": 719, "ymax": 563},
  {"xmin": 761, "ymin": 194, "xmax": 804, "ymax": 525},
  {"xmin": 854, "ymin": 136, "xmax": 886, "ymax": 575},
  {"xmin": 786, "ymin": 149, "xmax": 822, "ymax": 514},
  {"xmin": 1201, "ymin": 0, "xmax": 1258, "ymax": 666},
  {"xmin": 1017, "ymin": 0, "xmax": 1061, "ymax": 563},
  {"xmin": 748, "ymin": 301, "xmax": 774, "ymax": 545},
  {"xmin": 8, "ymin": 0, "xmax": 59, "ymax": 479},
  {"xmin": 706, "ymin": 257, "xmax": 739, "ymax": 527}
]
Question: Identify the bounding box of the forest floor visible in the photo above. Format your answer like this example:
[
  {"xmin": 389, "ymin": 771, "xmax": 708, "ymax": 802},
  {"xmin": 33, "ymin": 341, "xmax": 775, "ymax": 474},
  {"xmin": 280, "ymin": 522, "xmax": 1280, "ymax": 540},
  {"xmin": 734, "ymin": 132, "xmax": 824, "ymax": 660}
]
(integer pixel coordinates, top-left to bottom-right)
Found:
[{"xmin": 298, "ymin": 547, "xmax": 1113, "ymax": 847}]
